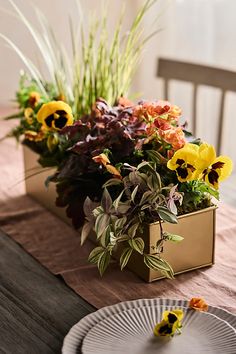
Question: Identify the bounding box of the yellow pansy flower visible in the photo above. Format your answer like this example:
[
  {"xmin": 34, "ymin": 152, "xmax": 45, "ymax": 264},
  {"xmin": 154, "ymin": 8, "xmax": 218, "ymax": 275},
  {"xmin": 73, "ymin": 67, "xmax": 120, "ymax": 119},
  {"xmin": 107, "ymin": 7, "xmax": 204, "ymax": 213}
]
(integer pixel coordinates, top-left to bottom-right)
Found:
[
  {"xmin": 37, "ymin": 101, "xmax": 73, "ymax": 131},
  {"xmin": 47, "ymin": 133, "xmax": 59, "ymax": 152},
  {"xmin": 196, "ymin": 143, "xmax": 233, "ymax": 189},
  {"xmin": 24, "ymin": 107, "xmax": 34, "ymax": 125},
  {"xmin": 154, "ymin": 309, "xmax": 184, "ymax": 337},
  {"xmin": 167, "ymin": 143, "xmax": 200, "ymax": 182}
]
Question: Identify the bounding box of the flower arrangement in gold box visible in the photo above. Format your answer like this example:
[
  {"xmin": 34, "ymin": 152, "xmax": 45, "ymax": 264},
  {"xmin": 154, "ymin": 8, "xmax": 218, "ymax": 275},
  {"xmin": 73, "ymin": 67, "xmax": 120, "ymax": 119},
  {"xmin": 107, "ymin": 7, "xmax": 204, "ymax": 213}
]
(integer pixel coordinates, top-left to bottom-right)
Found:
[{"xmin": 1, "ymin": 0, "xmax": 233, "ymax": 278}]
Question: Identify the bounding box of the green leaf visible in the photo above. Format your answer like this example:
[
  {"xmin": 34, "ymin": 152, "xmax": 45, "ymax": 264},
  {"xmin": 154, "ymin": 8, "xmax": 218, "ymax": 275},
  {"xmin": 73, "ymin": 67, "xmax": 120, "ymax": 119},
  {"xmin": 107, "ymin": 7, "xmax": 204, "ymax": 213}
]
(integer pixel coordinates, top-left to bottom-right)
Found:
[
  {"xmin": 128, "ymin": 223, "xmax": 139, "ymax": 238},
  {"xmin": 116, "ymin": 201, "xmax": 131, "ymax": 214},
  {"xmin": 103, "ymin": 178, "xmax": 123, "ymax": 188},
  {"xmin": 147, "ymin": 173, "xmax": 161, "ymax": 191},
  {"xmin": 97, "ymin": 251, "xmax": 111, "ymax": 276},
  {"xmin": 128, "ymin": 237, "xmax": 144, "ymax": 254},
  {"xmin": 163, "ymin": 232, "xmax": 184, "ymax": 243},
  {"xmin": 88, "ymin": 246, "xmax": 104, "ymax": 264},
  {"xmin": 100, "ymin": 225, "xmax": 113, "ymax": 248},
  {"xmin": 113, "ymin": 190, "xmax": 124, "ymax": 211},
  {"xmin": 93, "ymin": 206, "xmax": 104, "ymax": 217},
  {"xmin": 139, "ymin": 191, "xmax": 153, "ymax": 205},
  {"xmin": 146, "ymin": 150, "xmax": 167, "ymax": 164},
  {"xmin": 144, "ymin": 254, "xmax": 169, "ymax": 271},
  {"xmin": 131, "ymin": 185, "xmax": 139, "ymax": 202},
  {"xmin": 198, "ymin": 182, "xmax": 219, "ymax": 200},
  {"xmin": 95, "ymin": 213, "xmax": 110, "ymax": 238},
  {"xmin": 159, "ymin": 258, "xmax": 175, "ymax": 279},
  {"xmin": 120, "ymin": 247, "xmax": 133, "ymax": 270},
  {"xmin": 114, "ymin": 216, "xmax": 127, "ymax": 231},
  {"xmin": 157, "ymin": 206, "xmax": 178, "ymax": 224}
]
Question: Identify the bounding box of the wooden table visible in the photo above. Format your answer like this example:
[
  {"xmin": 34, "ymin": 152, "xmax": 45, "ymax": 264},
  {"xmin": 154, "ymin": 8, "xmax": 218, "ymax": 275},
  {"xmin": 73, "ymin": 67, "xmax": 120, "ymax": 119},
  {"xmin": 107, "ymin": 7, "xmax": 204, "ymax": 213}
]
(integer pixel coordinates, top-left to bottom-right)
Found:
[{"xmin": 0, "ymin": 230, "xmax": 95, "ymax": 354}]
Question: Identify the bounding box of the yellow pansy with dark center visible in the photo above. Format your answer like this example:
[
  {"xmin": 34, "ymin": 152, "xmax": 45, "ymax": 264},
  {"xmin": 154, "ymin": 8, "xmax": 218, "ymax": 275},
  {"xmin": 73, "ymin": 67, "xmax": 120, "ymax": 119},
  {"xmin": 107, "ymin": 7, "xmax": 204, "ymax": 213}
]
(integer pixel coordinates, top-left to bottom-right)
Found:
[
  {"xmin": 37, "ymin": 101, "xmax": 73, "ymax": 131},
  {"xmin": 202, "ymin": 161, "xmax": 224, "ymax": 188},
  {"xmin": 157, "ymin": 322, "xmax": 173, "ymax": 336},
  {"xmin": 175, "ymin": 158, "xmax": 196, "ymax": 180},
  {"xmin": 154, "ymin": 309, "xmax": 184, "ymax": 337},
  {"xmin": 196, "ymin": 143, "xmax": 233, "ymax": 189},
  {"xmin": 167, "ymin": 143, "xmax": 199, "ymax": 182},
  {"xmin": 167, "ymin": 312, "xmax": 178, "ymax": 324}
]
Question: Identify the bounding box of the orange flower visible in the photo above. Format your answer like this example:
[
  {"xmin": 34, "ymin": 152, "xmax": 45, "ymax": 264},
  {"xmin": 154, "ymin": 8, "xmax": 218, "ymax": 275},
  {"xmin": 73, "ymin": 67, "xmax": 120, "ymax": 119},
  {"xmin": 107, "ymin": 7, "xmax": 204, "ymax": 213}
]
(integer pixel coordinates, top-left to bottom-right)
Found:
[
  {"xmin": 105, "ymin": 164, "xmax": 122, "ymax": 179},
  {"xmin": 28, "ymin": 91, "xmax": 40, "ymax": 107},
  {"xmin": 159, "ymin": 127, "xmax": 186, "ymax": 150},
  {"xmin": 133, "ymin": 100, "xmax": 181, "ymax": 125},
  {"xmin": 117, "ymin": 97, "xmax": 134, "ymax": 108},
  {"xmin": 92, "ymin": 153, "xmax": 110, "ymax": 166},
  {"xmin": 189, "ymin": 298, "xmax": 208, "ymax": 312},
  {"xmin": 93, "ymin": 153, "xmax": 122, "ymax": 179}
]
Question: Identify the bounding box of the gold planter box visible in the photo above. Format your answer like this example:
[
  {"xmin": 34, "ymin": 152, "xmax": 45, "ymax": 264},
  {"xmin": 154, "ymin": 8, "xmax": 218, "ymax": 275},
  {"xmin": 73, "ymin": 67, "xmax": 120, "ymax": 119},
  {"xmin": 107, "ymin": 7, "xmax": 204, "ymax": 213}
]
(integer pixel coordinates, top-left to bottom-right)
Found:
[{"xmin": 23, "ymin": 146, "xmax": 216, "ymax": 282}]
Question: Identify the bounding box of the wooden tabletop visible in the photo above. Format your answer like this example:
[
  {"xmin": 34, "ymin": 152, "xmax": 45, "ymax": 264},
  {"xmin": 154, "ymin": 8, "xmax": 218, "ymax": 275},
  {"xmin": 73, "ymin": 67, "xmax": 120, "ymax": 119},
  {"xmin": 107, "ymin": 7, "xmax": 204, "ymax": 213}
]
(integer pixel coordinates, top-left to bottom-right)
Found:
[{"xmin": 0, "ymin": 229, "xmax": 95, "ymax": 354}]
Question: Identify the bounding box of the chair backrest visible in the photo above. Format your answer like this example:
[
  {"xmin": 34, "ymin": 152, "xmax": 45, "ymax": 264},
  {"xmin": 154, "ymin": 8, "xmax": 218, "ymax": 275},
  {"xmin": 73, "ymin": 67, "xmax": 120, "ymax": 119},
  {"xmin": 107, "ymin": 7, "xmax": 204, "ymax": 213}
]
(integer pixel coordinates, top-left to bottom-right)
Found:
[{"xmin": 157, "ymin": 58, "xmax": 236, "ymax": 154}]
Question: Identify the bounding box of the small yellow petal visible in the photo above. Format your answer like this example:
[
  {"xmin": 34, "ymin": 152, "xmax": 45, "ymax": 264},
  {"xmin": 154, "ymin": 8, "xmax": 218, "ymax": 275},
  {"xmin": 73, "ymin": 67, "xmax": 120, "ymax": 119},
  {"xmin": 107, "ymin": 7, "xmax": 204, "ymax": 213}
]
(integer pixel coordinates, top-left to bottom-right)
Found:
[
  {"xmin": 196, "ymin": 143, "xmax": 216, "ymax": 170},
  {"xmin": 213, "ymin": 156, "xmax": 233, "ymax": 182}
]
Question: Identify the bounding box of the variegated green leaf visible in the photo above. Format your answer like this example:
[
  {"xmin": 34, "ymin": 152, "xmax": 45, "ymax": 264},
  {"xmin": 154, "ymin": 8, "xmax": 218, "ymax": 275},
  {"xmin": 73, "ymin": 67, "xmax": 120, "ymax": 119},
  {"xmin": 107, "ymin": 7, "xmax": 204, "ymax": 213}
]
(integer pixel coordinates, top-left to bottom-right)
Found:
[
  {"xmin": 128, "ymin": 223, "xmax": 139, "ymax": 238},
  {"xmin": 128, "ymin": 237, "xmax": 144, "ymax": 254},
  {"xmin": 95, "ymin": 213, "xmax": 110, "ymax": 238},
  {"xmin": 88, "ymin": 246, "xmax": 104, "ymax": 264},
  {"xmin": 163, "ymin": 232, "xmax": 184, "ymax": 243},
  {"xmin": 157, "ymin": 206, "xmax": 178, "ymax": 224},
  {"xmin": 131, "ymin": 185, "xmax": 139, "ymax": 202},
  {"xmin": 103, "ymin": 178, "xmax": 123, "ymax": 188},
  {"xmin": 97, "ymin": 251, "xmax": 111, "ymax": 276},
  {"xmin": 120, "ymin": 247, "xmax": 133, "ymax": 270}
]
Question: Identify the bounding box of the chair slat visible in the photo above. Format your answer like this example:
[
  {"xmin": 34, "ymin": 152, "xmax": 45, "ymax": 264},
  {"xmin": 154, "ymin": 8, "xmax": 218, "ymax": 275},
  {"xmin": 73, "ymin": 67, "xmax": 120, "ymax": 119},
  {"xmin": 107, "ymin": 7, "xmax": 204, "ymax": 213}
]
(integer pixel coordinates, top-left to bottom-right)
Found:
[
  {"xmin": 163, "ymin": 79, "xmax": 169, "ymax": 100},
  {"xmin": 217, "ymin": 90, "xmax": 226, "ymax": 155},
  {"xmin": 192, "ymin": 84, "xmax": 198, "ymax": 136},
  {"xmin": 158, "ymin": 58, "xmax": 236, "ymax": 92}
]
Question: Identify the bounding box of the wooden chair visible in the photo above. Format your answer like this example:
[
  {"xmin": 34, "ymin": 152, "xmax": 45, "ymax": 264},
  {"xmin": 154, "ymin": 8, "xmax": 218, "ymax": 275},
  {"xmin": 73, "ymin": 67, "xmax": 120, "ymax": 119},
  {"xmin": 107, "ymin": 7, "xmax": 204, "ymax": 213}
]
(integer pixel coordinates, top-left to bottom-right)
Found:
[{"xmin": 157, "ymin": 58, "xmax": 236, "ymax": 154}]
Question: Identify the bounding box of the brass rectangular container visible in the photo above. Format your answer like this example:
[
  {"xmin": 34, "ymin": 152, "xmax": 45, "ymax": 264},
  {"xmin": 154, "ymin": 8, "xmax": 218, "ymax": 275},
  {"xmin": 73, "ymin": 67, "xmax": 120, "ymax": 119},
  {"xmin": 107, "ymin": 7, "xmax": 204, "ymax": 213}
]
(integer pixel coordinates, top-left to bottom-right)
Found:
[
  {"xmin": 23, "ymin": 146, "xmax": 216, "ymax": 282},
  {"xmin": 124, "ymin": 206, "xmax": 216, "ymax": 282},
  {"xmin": 23, "ymin": 145, "xmax": 70, "ymax": 225}
]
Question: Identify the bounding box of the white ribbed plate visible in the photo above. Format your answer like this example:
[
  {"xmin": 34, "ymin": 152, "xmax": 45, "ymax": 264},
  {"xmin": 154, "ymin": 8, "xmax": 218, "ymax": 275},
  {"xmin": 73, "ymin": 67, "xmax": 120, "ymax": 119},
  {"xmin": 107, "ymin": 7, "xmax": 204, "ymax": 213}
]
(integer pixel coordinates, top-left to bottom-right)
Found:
[
  {"xmin": 62, "ymin": 299, "xmax": 236, "ymax": 354},
  {"xmin": 82, "ymin": 306, "xmax": 236, "ymax": 354}
]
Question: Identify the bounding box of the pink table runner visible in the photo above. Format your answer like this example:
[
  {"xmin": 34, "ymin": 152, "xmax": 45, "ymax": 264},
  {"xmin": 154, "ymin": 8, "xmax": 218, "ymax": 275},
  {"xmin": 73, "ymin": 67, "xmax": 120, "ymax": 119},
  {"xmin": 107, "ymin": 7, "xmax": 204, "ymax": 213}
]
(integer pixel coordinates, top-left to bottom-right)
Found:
[{"xmin": 1, "ymin": 117, "xmax": 236, "ymax": 312}]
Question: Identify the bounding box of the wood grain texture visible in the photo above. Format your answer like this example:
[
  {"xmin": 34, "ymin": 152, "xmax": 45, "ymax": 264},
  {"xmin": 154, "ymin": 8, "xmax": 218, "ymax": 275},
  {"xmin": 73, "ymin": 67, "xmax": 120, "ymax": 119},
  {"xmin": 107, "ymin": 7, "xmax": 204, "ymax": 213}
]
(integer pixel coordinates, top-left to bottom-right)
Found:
[{"xmin": 0, "ymin": 230, "xmax": 95, "ymax": 354}]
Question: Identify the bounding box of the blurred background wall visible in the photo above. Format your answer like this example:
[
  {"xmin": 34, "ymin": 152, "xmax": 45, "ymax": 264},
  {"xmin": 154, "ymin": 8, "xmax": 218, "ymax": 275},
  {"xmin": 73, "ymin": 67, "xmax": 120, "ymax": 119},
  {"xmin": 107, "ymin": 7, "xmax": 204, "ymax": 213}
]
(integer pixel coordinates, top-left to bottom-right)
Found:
[{"xmin": 0, "ymin": 0, "xmax": 236, "ymax": 168}]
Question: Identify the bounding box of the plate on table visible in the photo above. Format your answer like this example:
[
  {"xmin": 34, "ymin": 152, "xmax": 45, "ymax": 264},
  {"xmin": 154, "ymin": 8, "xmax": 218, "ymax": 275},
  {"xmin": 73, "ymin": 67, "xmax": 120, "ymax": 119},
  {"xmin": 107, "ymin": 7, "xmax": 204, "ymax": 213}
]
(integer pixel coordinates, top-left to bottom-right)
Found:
[
  {"xmin": 81, "ymin": 306, "xmax": 236, "ymax": 354},
  {"xmin": 62, "ymin": 298, "xmax": 236, "ymax": 354}
]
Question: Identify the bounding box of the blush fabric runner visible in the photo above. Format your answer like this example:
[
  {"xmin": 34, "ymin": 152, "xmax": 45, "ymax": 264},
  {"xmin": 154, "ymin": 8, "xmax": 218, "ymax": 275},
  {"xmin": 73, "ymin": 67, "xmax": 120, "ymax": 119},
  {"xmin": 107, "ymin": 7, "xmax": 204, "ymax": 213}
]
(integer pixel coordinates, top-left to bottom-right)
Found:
[{"xmin": 1, "ymin": 118, "xmax": 236, "ymax": 312}]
